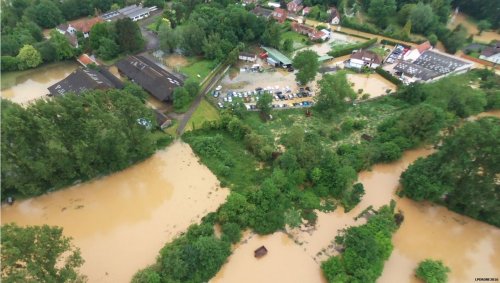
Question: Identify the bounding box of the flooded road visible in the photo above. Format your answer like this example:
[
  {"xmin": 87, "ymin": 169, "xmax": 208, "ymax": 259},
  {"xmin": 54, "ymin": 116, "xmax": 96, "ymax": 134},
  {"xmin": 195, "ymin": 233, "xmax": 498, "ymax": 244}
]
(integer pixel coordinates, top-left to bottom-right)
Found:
[
  {"xmin": 1, "ymin": 141, "xmax": 229, "ymax": 282},
  {"xmin": 1, "ymin": 61, "xmax": 78, "ymax": 104}
]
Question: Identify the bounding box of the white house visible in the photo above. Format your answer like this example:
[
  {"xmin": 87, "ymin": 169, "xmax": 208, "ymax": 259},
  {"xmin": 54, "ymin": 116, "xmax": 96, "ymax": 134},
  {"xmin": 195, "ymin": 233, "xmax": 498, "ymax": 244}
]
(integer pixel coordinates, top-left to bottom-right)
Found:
[
  {"xmin": 328, "ymin": 7, "xmax": 340, "ymax": 25},
  {"xmin": 403, "ymin": 41, "xmax": 432, "ymax": 62},
  {"xmin": 348, "ymin": 50, "xmax": 382, "ymax": 69}
]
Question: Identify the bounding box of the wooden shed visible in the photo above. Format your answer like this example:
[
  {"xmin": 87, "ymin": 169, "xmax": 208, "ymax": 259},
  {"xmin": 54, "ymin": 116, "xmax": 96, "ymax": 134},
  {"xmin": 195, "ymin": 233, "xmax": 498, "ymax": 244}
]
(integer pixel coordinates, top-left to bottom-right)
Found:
[{"xmin": 254, "ymin": 246, "xmax": 268, "ymax": 258}]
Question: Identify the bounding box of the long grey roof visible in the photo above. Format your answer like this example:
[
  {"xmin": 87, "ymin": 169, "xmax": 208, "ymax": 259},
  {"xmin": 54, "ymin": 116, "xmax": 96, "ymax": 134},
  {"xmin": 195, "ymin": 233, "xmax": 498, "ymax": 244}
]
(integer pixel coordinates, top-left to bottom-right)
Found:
[{"xmin": 47, "ymin": 67, "xmax": 122, "ymax": 96}]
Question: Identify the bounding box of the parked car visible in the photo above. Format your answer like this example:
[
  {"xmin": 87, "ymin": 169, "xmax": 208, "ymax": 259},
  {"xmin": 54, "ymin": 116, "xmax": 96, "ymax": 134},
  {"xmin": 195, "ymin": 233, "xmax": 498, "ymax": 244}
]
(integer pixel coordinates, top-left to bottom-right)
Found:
[
  {"xmin": 216, "ymin": 85, "xmax": 222, "ymax": 91},
  {"xmin": 218, "ymin": 102, "xmax": 224, "ymax": 108},
  {"xmin": 255, "ymin": 87, "xmax": 263, "ymax": 91}
]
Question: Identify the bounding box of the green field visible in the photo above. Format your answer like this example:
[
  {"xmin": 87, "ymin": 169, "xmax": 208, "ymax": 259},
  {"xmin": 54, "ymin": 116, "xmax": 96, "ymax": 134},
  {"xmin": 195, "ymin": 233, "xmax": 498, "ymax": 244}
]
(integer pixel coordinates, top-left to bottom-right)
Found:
[
  {"xmin": 185, "ymin": 99, "xmax": 220, "ymax": 132},
  {"xmin": 281, "ymin": 31, "xmax": 309, "ymax": 51},
  {"xmin": 180, "ymin": 58, "xmax": 216, "ymax": 83}
]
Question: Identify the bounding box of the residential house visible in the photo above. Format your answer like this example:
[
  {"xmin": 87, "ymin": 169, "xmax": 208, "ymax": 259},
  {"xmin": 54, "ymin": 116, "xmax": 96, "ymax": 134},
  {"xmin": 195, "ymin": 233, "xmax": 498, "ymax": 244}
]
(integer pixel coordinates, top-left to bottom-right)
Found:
[
  {"xmin": 272, "ymin": 8, "xmax": 288, "ymax": 23},
  {"xmin": 47, "ymin": 67, "xmax": 123, "ymax": 96},
  {"xmin": 115, "ymin": 55, "xmax": 184, "ymax": 103},
  {"xmin": 403, "ymin": 41, "xmax": 432, "ymax": 62},
  {"xmin": 479, "ymin": 41, "xmax": 500, "ymax": 64},
  {"xmin": 239, "ymin": 52, "xmax": 257, "ymax": 62},
  {"xmin": 348, "ymin": 49, "xmax": 382, "ymax": 69},
  {"xmin": 251, "ymin": 6, "xmax": 273, "ymax": 19},
  {"xmin": 287, "ymin": 0, "xmax": 303, "ymax": 13},
  {"xmin": 328, "ymin": 7, "xmax": 340, "ymax": 25},
  {"xmin": 302, "ymin": 7, "xmax": 311, "ymax": 16},
  {"xmin": 291, "ymin": 22, "xmax": 328, "ymax": 41},
  {"xmin": 77, "ymin": 54, "xmax": 99, "ymax": 67},
  {"xmin": 394, "ymin": 50, "xmax": 473, "ymax": 84}
]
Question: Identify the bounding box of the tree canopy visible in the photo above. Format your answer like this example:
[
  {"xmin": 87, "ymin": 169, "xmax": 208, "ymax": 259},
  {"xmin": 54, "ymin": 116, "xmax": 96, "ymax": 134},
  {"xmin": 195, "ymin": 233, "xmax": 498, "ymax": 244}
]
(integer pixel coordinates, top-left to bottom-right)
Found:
[
  {"xmin": 1, "ymin": 89, "xmax": 159, "ymax": 199},
  {"xmin": 400, "ymin": 117, "xmax": 500, "ymax": 227},
  {"xmin": 415, "ymin": 259, "xmax": 450, "ymax": 283},
  {"xmin": 1, "ymin": 224, "xmax": 85, "ymax": 283},
  {"xmin": 293, "ymin": 50, "xmax": 319, "ymax": 85}
]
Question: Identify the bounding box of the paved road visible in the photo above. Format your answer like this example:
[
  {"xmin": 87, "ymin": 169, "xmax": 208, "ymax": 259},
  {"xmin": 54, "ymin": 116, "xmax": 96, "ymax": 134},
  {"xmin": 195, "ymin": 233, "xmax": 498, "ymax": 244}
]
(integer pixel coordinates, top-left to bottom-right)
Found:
[{"xmin": 176, "ymin": 65, "xmax": 230, "ymax": 136}]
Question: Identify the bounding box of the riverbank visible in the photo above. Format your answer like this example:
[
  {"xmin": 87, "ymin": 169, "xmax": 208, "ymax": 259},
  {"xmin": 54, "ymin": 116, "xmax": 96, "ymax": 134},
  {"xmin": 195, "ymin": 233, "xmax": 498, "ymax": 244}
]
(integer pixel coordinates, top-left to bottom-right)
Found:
[{"xmin": 1, "ymin": 141, "xmax": 229, "ymax": 282}]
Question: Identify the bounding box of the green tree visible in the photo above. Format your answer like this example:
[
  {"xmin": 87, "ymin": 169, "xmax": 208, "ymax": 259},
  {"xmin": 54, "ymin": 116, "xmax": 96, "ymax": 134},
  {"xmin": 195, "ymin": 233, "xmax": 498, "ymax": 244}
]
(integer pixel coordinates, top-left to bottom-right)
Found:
[
  {"xmin": 409, "ymin": 3, "xmax": 436, "ymax": 34},
  {"xmin": 115, "ymin": 18, "xmax": 144, "ymax": 53},
  {"xmin": 314, "ymin": 72, "xmax": 356, "ymax": 117},
  {"xmin": 415, "ymin": 259, "xmax": 450, "ymax": 283},
  {"xmin": 25, "ymin": 0, "xmax": 63, "ymax": 28},
  {"xmin": 442, "ymin": 25, "xmax": 468, "ymax": 54},
  {"xmin": 184, "ymin": 78, "xmax": 200, "ymax": 98},
  {"xmin": 1, "ymin": 224, "xmax": 85, "ymax": 282},
  {"xmin": 221, "ymin": 222, "xmax": 242, "ymax": 243},
  {"xmin": 400, "ymin": 117, "xmax": 500, "ymax": 227},
  {"xmin": 158, "ymin": 23, "xmax": 179, "ymax": 53},
  {"xmin": 49, "ymin": 31, "xmax": 75, "ymax": 60},
  {"xmin": 0, "ymin": 56, "xmax": 20, "ymax": 71},
  {"xmin": 477, "ymin": 20, "xmax": 491, "ymax": 35},
  {"xmin": 173, "ymin": 87, "xmax": 191, "ymax": 111},
  {"xmin": 401, "ymin": 19, "xmax": 412, "ymax": 39},
  {"xmin": 282, "ymin": 38, "xmax": 293, "ymax": 52},
  {"xmin": 261, "ymin": 22, "xmax": 281, "ymax": 49},
  {"xmin": 256, "ymin": 92, "xmax": 273, "ymax": 116},
  {"xmin": 293, "ymin": 50, "xmax": 319, "ymax": 85},
  {"xmin": 179, "ymin": 23, "xmax": 206, "ymax": 55},
  {"xmin": 16, "ymin": 44, "xmax": 42, "ymax": 70},
  {"xmin": 131, "ymin": 267, "xmax": 161, "ymax": 283},
  {"xmin": 96, "ymin": 38, "xmax": 120, "ymax": 60},
  {"xmin": 144, "ymin": 0, "xmax": 165, "ymax": 8},
  {"xmin": 368, "ymin": 0, "xmax": 397, "ymax": 28}
]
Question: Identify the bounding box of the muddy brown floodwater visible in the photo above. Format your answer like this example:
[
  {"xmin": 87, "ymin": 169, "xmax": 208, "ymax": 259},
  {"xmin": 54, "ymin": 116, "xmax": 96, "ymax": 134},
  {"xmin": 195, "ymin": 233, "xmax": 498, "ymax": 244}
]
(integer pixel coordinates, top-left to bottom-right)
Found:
[
  {"xmin": 212, "ymin": 111, "xmax": 500, "ymax": 283},
  {"xmin": 1, "ymin": 141, "xmax": 229, "ymax": 283},
  {"xmin": 1, "ymin": 61, "xmax": 78, "ymax": 104}
]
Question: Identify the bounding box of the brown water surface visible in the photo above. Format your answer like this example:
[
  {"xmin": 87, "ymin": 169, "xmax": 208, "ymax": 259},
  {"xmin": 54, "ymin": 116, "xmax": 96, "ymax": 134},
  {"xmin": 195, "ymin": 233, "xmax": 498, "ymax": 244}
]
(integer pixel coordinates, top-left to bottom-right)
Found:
[
  {"xmin": 1, "ymin": 141, "xmax": 229, "ymax": 282},
  {"xmin": 1, "ymin": 61, "xmax": 78, "ymax": 104}
]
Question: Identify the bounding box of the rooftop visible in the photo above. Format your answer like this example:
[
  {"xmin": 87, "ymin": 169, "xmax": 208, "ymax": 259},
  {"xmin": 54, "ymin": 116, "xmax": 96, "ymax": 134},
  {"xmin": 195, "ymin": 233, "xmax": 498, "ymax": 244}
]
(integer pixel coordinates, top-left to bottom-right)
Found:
[
  {"xmin": 47, "ymin": 67, "xmax": 122, "ymax": 96},
  {"xmin": 115, "ymin": 55, "xmax": 184, "ymax": 102},
  {"xmin": 70, "ymin": 17, "xmax": 103, "ymax": 33},
  {"xmin": 252, "ymin": 6, "xmax": 273, "ymax": 18},
  {"xmin": 350, "ymin": 49, "xmax": 382, "ymax": 64},
  {"xmin": 481, "ymin": 41, "xmax": 500, "ymax": 57},
  {"xmin": 394, "ymin": 50, "xmax": 472, "ymax": 81},
  {"xmin": 262, "ymin": 46, "xmax": 292, "ymax": 65}
]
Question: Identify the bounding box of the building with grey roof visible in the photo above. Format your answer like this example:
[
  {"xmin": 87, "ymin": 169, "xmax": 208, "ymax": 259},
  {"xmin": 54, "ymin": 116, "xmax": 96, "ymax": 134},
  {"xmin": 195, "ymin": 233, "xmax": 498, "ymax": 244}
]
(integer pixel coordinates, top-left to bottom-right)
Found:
[
  {"xmin": 102, "ymin": 5, "xmax": 151, "ymax": 22},
  {"xmin": 48, "ymin": 67, "xmax": 123, "ymax": 96},
  {"xmin": 394, "ymin": 50, "xmax": 473, "ymax": 84}
]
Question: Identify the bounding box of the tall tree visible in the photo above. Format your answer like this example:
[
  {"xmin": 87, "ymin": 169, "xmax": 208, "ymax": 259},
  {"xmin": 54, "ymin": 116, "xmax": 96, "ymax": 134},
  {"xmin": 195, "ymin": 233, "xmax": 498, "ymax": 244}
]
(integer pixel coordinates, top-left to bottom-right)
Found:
[
  {"xmin": 415, "ymin": 259, "xmax": 450, "ymax": 283},
  {"xmin": 115, "ymin": 18, "xmax": 144, "ymax": 53},
  {"xmin": 368, "ymin": 0, "xmax": 396, "ymax": 28},
  {"xmin": 256, "ymin": 92, "xmax": 273, "ymax": 116},
  {"xmin": 1, "ymin": 224, "xmax": 85, "ymax": 282},
  {"xmin": 49, "ymin": 31, "xmax": 75, "ymax": 60},
  {"xmin": 158, "ymin": 23, "xmax": 179, "ymax": 53},
  {"xmin": 16, "ymin": 44, "xmax": 42, "ymax": 70},
  {"xmin": 293, "ymin": 50, "xmax": 319, "ymax": 85},
  {"xmin": 314, "ymin": 72, "xmax": 356, "ymax": 116},
  {"xmin": 25, "ymin": 0, "xmax": 63, "ymax": 28},
  {"xmin": 409, "ymin": 3, "xmax": 436, "ymax": 34}
]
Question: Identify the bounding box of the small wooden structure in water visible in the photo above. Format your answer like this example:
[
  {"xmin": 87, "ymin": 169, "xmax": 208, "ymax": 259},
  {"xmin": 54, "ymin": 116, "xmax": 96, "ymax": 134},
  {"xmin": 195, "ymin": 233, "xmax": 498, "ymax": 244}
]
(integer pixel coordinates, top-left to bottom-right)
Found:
[{"xmin": 254, "ymin": 246, "xmax": 268, "ymax": 258}]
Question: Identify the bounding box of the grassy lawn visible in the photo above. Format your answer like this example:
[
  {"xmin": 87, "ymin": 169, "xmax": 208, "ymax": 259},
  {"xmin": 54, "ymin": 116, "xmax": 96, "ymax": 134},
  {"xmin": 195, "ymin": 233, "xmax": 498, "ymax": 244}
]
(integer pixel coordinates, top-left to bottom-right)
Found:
[
  {"xmin": 183, "ymin": 130, "xmax": 270, "ymax": 192},
  {"xmin": 185, "ymin": 99, "xmax": 220, "ymax": 132},
  {"xmin": 281, "ymin": 31, "xmax": 309, "ymax": 51},
  {"xmin": 164, "ymin": 119, "xmax": 180, "ymax": 137},
  {"xmin": 179, "ymin": 58, "xmax": 216, "ymax": 83}
]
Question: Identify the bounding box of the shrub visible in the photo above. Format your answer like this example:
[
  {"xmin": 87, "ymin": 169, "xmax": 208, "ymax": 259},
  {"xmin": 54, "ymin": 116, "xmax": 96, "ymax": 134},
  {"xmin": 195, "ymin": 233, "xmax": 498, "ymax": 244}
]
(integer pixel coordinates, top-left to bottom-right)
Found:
[
  {"xmin": 415, "ymin": 259, "xmax": 450, "ymax": 283},
  {"xmin": 375, "ymin": 67, "xmax": 403, "ymax": 86}
]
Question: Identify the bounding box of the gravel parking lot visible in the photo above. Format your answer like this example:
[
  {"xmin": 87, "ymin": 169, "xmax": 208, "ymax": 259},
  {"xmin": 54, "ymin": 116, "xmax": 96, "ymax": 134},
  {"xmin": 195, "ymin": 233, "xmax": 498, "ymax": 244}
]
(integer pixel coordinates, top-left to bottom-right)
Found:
[{"xmin": 214, "ymin": 62, "xmax": 317, "ymax": 110}]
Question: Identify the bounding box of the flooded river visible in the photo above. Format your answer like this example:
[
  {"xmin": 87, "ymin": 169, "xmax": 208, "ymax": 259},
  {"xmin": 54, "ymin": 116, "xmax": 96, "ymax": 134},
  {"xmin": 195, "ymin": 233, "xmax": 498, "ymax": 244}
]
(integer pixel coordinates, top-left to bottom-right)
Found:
[
  {"xmin": 1, "ymin": 61, "xmax": 78, "ymax": 104},
  {"xmin": 212, "ymin": 113, "xmax": 500, "ymax": 283},
  {"xmin": 1, "ymin": 141, "xmax": 229, "ymax": 282}
]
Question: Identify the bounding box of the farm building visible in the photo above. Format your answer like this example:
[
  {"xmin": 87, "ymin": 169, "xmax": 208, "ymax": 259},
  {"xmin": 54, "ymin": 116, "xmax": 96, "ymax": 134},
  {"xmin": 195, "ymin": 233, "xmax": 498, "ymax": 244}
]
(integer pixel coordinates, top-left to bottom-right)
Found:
[
  {"xmin": 115, "ymin": 55, "xmax": 184, "ymax": 103},
  {"xmin": 47, "ymin": 67, "xmax": 123, "ymax": 96},
  {"xmin": 261, "ymin": 46, "xmax": 293, "ymax": 68}
]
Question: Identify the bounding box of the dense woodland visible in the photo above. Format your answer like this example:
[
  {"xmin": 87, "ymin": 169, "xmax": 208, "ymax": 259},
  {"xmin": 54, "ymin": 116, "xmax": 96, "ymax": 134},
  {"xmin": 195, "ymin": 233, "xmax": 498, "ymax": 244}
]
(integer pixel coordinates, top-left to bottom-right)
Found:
[
  {"xmin": 0, "ymin": 0, "xmax": 145, "ymax": 71},
  {"xmin": 0, "ymin": 86, "xmax": 172, "ymax": 199},
  {"xmin": 400, "ymin": 117, "xmax": 500, "ymax": 227}
]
